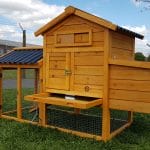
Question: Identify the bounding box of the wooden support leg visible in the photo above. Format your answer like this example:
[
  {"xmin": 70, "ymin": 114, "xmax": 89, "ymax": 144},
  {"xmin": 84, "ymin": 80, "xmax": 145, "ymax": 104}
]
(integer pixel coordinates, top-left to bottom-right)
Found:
[
  {"xmin": 102, "ymin": 105, "xmax": 110, "ymax": 141},
  {"xmin": 34, "ymin": 69, "xmax": 39, "ymax": 94},
  {"xmin": 17, "ymin": 67, "xmax": 22, "ymax": 119},
  {"xmin": 0, "ymin": 68, "xmax": 2, "ymax": 118},
  {"xmin": 39, "ymin": 103, "xmax": 47, "ymax": 126},
  {"xmin": 128, "ymin": 111, "xmax": 133, "ymax": 124}
]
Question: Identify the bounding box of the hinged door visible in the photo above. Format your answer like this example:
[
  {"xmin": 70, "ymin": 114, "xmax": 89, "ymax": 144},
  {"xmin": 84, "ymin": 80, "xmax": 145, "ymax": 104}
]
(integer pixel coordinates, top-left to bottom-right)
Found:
[{"xmin": 46, "ymin": 52, "xmax": 71, "ymax": 90}]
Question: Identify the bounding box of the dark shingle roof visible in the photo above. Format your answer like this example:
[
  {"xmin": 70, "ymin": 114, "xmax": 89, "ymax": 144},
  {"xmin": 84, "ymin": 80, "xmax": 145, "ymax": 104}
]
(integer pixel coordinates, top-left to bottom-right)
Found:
[{"xmin": 0, "ymin": 49, "xmax": 43, "ymax": 64}]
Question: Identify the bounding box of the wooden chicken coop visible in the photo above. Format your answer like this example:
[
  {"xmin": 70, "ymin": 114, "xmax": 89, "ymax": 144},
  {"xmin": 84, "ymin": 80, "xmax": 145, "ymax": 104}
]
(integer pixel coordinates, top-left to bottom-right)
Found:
[{"xmin": 23, "ymin": 6, "xmax": 150, "ymax": 141}]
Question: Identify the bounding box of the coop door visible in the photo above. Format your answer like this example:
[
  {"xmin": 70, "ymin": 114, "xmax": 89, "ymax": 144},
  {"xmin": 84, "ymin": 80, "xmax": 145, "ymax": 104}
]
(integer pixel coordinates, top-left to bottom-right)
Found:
[{"xmin": 46, "ymin": 52, "xmax": 70, "ymax": 90}]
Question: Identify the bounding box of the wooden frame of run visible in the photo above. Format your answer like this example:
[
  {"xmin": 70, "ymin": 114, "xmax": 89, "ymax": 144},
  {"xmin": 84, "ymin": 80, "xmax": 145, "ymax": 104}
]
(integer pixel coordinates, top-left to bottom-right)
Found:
[{"xmin": 0, "ymin": 61, "xmax": 42, "ymax": 123}]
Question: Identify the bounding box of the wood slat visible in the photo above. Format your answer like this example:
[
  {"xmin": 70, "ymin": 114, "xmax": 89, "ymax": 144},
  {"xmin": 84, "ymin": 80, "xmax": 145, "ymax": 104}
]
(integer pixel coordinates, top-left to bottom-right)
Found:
[
  {"xmin": 109, "ymin": 99, "xmax": 150, "ymax": 114},
  {"xmin": 75, "ymin": 66, "xmax": 104, "ymax": 75},
  {"xmin": 46, "ymin": 78, "xmax": 68, "ymax": 90},
  {"xmin": 92, "ymin": 31, "xmax": 104, "ymax": 42},
  {"xmin": 74, "ymin": 84, "xmax": 103, "ymax": 92},
  {"xmin": 75, "ymin": 55, "xmax": 104, "ymax": 66},
  {"xmin": 49, "ymin": 69, "xmax": 65, "ymax": 78},
  {"xmin": 110, "ymin": 48, "xmax": 133, "ymax": 60},
  {"xmin": 110, "ymin": 79, "xmax": 150, "ymax": 92},
  {"xmin": 110, "ymin": 65, "xmax": 150, "ymax": 80},
  {"xmin": 109, "ymin": 89, "xmax": 150, "ymax": 103},
  {"xmin": 74, "ymin": 75, "xmax": 104, "ymax": 85},
  {"xmin": 49, "ymin": 56, "xmax": 65, "ymax": 61},
  {"xmin": 49, "ymin": 61, "xmax": 65, "ymax": 69},
  {"xmin": 75, "ymin": 51, "xmax": 103, "ymax": 56}
]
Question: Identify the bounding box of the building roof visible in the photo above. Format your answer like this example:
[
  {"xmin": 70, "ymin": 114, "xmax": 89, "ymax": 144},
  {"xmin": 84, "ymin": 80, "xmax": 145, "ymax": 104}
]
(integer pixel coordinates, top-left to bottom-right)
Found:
[
  {"xmin": 0, "ymin": 39, "xmax": 39, "ymax": 47},
  {"xmin": 35, "ymin": 6, "xmax": 144, "ymax": 39},
  {"xmin": 0, "ymin": 47, "xmax": 43, "ymax": 65}
]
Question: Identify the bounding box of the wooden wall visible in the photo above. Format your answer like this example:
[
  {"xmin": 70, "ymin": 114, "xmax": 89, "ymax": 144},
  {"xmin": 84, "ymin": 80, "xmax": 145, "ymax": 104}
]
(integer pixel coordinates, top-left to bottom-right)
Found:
[
  {"xmin": 43, "ymin": 14, "xmax": 106, "ymax": 98},
  {"xmin": 110, "ymin": 31, "xmax": 135, "ymax": 60},
  {"xmin": 109, "ymin": 64, "xmax": 150, "ymax": 113}
]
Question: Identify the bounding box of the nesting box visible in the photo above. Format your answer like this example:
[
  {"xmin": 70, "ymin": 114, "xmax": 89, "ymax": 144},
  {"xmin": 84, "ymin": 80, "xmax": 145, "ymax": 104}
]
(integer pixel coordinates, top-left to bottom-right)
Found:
[{"xmin": 25, "ymin": 6, "xmax": 150, "ymax": 141}]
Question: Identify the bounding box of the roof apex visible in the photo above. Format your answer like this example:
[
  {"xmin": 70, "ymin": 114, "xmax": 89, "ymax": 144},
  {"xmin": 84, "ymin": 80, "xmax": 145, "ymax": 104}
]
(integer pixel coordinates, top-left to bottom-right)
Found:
[{"xmin": 34, "ymin": 5, "xmax": 144, "ymax": 39}]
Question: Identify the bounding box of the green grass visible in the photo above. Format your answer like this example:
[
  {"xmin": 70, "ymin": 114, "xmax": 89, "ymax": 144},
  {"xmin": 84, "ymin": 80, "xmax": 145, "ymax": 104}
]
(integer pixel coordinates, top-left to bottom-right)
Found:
[
  {"xmin": 0, "ymin": 89, "xmax": 150, "ymax": 150},
  {"xmin": 3, "ymin": 69, "xmax": 35, "ymax": 79}
]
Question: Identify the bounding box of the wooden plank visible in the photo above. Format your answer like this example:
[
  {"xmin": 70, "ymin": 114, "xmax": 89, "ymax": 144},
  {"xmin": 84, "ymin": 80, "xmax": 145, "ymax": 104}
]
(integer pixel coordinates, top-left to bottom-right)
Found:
[
  {"xmin": 109, "ymin": 99, "xmax": 150, "ymax": 114},
  {"xmin": 92, "ymin": 31, "xmax": 104, "ymax": 42},
  {"xmin": 111, "ymin": 31, "xmax": 133, "ymax": 45},
  {"xmin": 102, "ymin": 29, "xmax": 111, "ymax": 141},
  {"xmin": 111, "ymin": 37, "xmax": 133, "ymax": 51},
  {"xmin": 70, "ymin": 52, "xmax": 75, "ymax": 91},
  {"xmin": 110, "ymin": 48, "xmax": 133, "ymax": 60},
  {"xmin": 92, "ymin": 41, "xmax": 104, "ymax": 47},
  {"xmin": 49, "ymin": 60, "xmax": 65, "ymax": 69},
  {"xmin": 49, "ymin": 56, "xmax": 65, "ymax": 61},
  {"xmin": 109, "ymin": 59, "xmax": 150, "ymax": 69},
  {"xmin": 109, "ymin": 89, "xmax": 150, "ymax": 103},
  {"xmin": 110, "ymin": 79, "xmax": 150, "ymax": 92},
  {"xmin": 74, "ymin": 84, "xmax": 103, "ymax": 94},
  {"xmin": 74, "ymin": 75, "xmax": 104, "ymax": 85},
  {"xmin": 46, "ymin": 46, "xmax": 104, "ymax": 52},
  {"xmin": 75, "ymin": 66, "xmax": 104, "ymax": 75},
  {"xmin": 49, "ymin": 69, "xmax": 65, "ymax": 78},
  {"xmin": 75, "ymin": 55, "xmax": 104, "ymax": 66},
  {"xmin": 110, "ymin": 65, "xmax": 150, "ymax": 80},
  {"xmin": 47, "ymin": 88, "xmax": 103, "ymax": 98},
  {"xmin": 17, "ymin": 67, "xmax": 22, "ymax": 119},
  {"xmin": 47, "ymin": 77, "xmax": 67, "ymax": 90},
  {"xmin": 46, "ymin": 35, "xmax": 54, "ymax": 45},
  {"xmin": 65, "ymin": 52, "xmax": 71, "ymax": 90},
  {"xmin": 39, "ymin": 103, "xmax": 47, "ymax": 126},
  {"xmin": 49, "ymin": 52, "xmax": 66, "ymax": 57},
  {"xmin": 25, "ymin": 94, "xmax": 102, "ymax": 109},
  {"xmin": 75, "ymin": 51, "xmax": 104, "ymax": 57}
]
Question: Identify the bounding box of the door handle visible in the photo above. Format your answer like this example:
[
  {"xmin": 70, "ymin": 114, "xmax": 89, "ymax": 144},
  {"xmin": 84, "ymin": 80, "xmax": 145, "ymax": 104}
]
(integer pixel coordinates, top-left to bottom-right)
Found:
[{"xmin": 64, "ymin": 69, "xmax": 72, "ymax": 76}]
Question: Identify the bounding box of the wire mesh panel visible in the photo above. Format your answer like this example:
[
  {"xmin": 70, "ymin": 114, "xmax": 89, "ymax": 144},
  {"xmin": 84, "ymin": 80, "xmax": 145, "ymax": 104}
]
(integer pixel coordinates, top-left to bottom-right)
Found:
[
  {"xmin": 47, "ymin": 106, "xmax": 129, "ymax": 136},
  {"xmin": 47, "ymin": 106, "xmax": 102, "ymax": 135},
  {"xmin": 110, "ymin": 109, "xmax": 128, "ymax": 133}
]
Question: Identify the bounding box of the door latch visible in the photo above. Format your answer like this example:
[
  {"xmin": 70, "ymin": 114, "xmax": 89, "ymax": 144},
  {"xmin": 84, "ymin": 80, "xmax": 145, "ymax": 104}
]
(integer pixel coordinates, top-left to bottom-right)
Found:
[{"xmin": 64, "ymin": 69, "xmax": 72, "ymax": 76}]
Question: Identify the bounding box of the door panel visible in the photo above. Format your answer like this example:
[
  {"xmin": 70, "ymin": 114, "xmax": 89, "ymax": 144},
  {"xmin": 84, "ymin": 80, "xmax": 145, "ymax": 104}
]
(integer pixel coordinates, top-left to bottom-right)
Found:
[{"xmin": 46, "ymin": 52, "xmax": 70, "ymax": 90}]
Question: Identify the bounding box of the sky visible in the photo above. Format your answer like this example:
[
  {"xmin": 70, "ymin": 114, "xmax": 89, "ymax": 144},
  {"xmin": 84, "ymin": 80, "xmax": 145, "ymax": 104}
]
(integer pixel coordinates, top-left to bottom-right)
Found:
[{"xmin": 0, "ymin": 0, "xmax": 150, "ymax": 56}]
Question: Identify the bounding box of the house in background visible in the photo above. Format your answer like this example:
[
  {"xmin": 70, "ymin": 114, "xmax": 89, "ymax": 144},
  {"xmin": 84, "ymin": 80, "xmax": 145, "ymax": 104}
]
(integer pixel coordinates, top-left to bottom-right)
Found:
[{"xmin": 0, "ymin": 39, "xmax": 39, "ymax": 55}]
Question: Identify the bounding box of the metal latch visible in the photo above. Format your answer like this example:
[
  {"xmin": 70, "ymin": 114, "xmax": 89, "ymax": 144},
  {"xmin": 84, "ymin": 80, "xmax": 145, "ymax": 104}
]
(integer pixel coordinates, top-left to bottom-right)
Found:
[{"xmin": 64, "ymin": 69, "xmax": 72, "ymax": 76}]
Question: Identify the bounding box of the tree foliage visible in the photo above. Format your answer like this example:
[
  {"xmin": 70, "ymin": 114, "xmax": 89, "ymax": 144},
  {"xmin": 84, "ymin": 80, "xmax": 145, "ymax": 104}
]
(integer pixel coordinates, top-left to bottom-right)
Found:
[
  {"xmin": 147, "ymin": 54, "xmax": 150, "ymax": 61},
  {"xmin": 135, "ymin": 52, "xmax": 146, "ymax": 61}
]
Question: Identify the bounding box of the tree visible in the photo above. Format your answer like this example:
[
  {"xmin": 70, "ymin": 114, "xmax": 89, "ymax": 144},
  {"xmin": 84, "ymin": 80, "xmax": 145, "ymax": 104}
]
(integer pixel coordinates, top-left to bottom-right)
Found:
[{"xmin": 135, "ymin": 52, "xmax": 146, "ymax": 61}]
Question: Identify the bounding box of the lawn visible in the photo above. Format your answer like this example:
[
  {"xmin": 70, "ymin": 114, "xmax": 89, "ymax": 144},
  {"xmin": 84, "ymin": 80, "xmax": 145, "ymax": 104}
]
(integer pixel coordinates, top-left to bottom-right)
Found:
[
  {"xmin": 3, "ymin": 69, "xmax": 35, "ymax": 79},
  {"xmin": 0, "ymin": 89, "xmax": 150, "ymax": 150}
]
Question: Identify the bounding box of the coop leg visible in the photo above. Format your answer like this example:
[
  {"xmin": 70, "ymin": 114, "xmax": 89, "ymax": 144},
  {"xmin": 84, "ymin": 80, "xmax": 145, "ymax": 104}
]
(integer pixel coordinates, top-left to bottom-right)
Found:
[
  {"xmin": 102, "ymin": 106, "xmax": 110, "ymax": 141},
  {"xmin": 128, "ymin": 111, "xmax": 133, "ymax": 124},
  {"xmin": 17, "ymin": 67, "xmax": 22, "ymax": 119},
  {"xmin": 39, "ymin": 103, "xmax": 47, "ymax": 126}
]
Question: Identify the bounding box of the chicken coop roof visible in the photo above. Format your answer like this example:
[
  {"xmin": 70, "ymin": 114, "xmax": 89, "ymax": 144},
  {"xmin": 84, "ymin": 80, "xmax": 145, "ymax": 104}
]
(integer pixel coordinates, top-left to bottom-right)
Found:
[{"xmin": 0, "ymin": 47, "xmax": 43, "ymax": 65}]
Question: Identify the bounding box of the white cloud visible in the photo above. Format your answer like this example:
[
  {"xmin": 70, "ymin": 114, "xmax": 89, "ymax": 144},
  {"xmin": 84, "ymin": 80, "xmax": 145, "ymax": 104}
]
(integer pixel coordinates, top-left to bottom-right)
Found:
[
  {"xmin": 0, "ymin": 0, "xmax": 65, "ymax": 29},
  {"xmin": 131, "ymin": 0, "xmax": 141, "ymax": 7},
  {"xmin": 123, "ymin": 25, "xmax": 150, "ymax": 56},
  {"xmin": 0, "ymin": 0, "xmax": 65, "ymax": 45}
]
